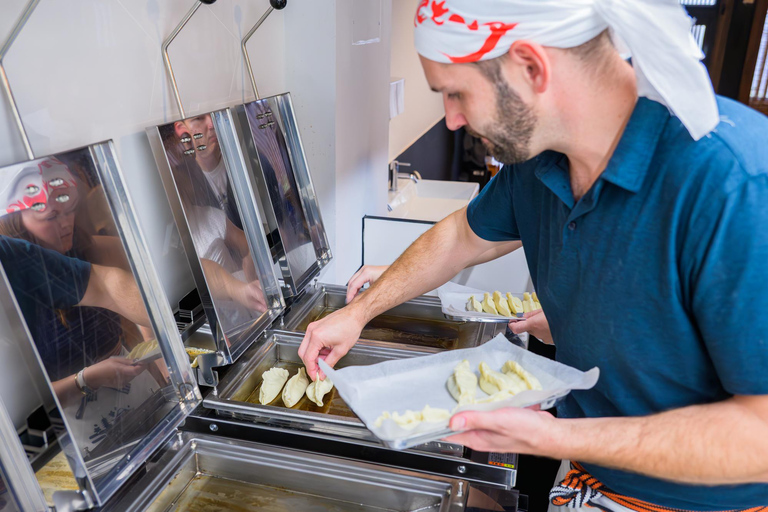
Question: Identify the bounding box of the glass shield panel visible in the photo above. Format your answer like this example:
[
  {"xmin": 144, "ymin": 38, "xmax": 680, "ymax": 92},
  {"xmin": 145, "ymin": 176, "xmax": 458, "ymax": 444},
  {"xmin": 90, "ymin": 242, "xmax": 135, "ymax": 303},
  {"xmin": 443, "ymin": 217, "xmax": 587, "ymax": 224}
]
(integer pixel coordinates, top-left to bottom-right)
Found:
[
  {"xmin": 0, "ymin": 396, "xmax": 46, "ymax": 512},
  {"xmin": 0, "ymin": 143, "xmax": 199, "ymax": 506},
  {"xmin": 234, "ymin": 94, "xmax": 331, "ymax": 297},
  {"xmin": 148, "ymin": 110, "xmax": 283, "ymax": 363}
]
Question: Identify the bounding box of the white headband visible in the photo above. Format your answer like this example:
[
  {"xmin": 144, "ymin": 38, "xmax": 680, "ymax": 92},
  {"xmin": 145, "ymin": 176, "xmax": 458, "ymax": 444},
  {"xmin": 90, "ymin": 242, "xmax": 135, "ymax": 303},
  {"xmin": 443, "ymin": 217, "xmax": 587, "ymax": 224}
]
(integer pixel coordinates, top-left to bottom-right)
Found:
[{"xmin": 414, "ymin": 0, "xmax": 719, "ymax": 141}]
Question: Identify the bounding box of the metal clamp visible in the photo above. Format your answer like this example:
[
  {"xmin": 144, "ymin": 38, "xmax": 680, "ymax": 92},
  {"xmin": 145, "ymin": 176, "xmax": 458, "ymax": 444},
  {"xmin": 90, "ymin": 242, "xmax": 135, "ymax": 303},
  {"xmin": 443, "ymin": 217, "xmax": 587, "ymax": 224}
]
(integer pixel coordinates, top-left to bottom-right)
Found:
[
  {"xmin": 242, "ymin": 0, "xmax": 287, "ymax": 100},
  {"xmin": 0, "ymin": 0, "xmax": 40, "ymax": 160}
]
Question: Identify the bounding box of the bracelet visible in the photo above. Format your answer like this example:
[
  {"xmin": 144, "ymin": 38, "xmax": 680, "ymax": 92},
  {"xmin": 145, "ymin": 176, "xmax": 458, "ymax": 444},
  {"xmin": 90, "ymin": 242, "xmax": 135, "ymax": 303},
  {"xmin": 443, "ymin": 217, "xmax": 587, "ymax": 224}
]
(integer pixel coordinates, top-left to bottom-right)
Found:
[{"xmin": 75, "ymin": 369, "xmax": 88, "ymax": 395}]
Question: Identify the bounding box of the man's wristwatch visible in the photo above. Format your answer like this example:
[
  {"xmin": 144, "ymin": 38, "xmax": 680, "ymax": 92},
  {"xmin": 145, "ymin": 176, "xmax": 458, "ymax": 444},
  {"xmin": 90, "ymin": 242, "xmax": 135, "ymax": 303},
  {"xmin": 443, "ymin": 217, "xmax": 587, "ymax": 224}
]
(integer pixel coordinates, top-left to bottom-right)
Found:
[{"xmin": 75, "ymin": 369, "xmax": 90, "ymax": 395}]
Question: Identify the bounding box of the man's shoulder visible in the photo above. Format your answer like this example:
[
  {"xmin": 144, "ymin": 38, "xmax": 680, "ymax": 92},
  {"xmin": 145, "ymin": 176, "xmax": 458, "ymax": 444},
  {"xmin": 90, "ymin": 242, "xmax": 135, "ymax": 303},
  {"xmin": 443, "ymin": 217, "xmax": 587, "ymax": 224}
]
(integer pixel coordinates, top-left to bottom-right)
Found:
[{"xmin": 657, "ymin": 96, "xmax": 768, "ymax": 194}]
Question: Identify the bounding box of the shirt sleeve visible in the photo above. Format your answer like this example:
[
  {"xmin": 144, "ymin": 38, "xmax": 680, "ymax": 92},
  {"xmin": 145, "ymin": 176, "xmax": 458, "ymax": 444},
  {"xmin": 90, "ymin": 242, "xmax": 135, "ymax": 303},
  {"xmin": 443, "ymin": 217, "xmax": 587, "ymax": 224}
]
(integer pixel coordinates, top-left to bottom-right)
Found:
[
  {"xmin": 688, "ymin": 174, "xmax": 768, "ymax": 395},
  {"xmin": 0, "ymin": 236, "xmax": 92, "ymax": 310},
  {"xmin": 466, "ymin": 166, "xmax": 521, "ymax": 242}
]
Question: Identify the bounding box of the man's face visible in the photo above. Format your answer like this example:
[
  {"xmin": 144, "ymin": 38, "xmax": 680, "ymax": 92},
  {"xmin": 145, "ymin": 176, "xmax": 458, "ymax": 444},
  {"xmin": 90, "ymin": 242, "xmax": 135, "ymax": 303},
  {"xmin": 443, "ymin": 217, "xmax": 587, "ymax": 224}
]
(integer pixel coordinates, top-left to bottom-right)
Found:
[
  {"xmin": 421, "ymin": 56, "xmax": 537, "ymax": 165},
  {"xmin": 182, "ymin": 115, "xmax": 219, "ymax": 155}
]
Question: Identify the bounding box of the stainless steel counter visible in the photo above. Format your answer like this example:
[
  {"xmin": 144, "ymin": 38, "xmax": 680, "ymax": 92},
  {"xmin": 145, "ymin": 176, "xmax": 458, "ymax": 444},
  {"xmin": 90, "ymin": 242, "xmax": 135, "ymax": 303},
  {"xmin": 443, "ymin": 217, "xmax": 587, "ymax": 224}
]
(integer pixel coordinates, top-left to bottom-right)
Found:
[
  {"xmin": 279, "ymin": 284, "xmax": 502, "ymax": 350},
  {"xmin": 102, "ymin": 433, "xmax": 466, "ymax": 512}
]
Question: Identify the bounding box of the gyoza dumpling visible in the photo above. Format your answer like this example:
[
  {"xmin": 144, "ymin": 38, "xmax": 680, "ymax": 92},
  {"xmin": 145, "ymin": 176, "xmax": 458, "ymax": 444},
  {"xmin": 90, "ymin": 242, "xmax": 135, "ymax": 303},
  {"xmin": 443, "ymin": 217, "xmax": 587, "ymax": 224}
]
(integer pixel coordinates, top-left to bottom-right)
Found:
[
  {"xmin": 467, "ymin": 295, "xmax": 483, "ymax": 313},
  {"xmin": 481, "ymin": 293, "xmax": 498, "ymax": 315},
  {"xmin": 391, "ymin": 409, "xmax": 422, "ymax": 429},
  {"xmin": 478, "ymin": 362, "xmax": 527, "ymax": 396},
  {"xmin": 421, "ymin": 405, "xmax": 450, "ymax": 422},
  {"xmin": 282, "ymin": 368, "xmax": 310, "ymax": 407},
  {"xmin": 127, "ymin": 339, "xmax": 158, "ymax": 360},
  {"xmin": 259, "ymin": 367, "xmax": 290, "ymax": 404},
  {"xmin": 447, "ymin": 359, "xmax": 478, "ymax": 405},
  {"xmin": 506, "ymin": 293, "xmax": 524, "ymax": 315},
  {"xmin": 493, "ymin": 291, "xmax": 513, "ymax": 317},
  {"xmin": 502, "ymin": 360, "xmax": 543, "ymax": 391},
  {"xmin": 306, "ymin": 377, "xmax": 334, "ymax": 407},
  {"xmin": 522, "ymin": 292, "xmax": 534, "ymax": 313},
  {"xmin": 466, "ymin": 295, "xmax": 483, "ymax": 313},
  {"xmin": 475, "ymin": 389, "xmax": 516, "ymax": 404}
]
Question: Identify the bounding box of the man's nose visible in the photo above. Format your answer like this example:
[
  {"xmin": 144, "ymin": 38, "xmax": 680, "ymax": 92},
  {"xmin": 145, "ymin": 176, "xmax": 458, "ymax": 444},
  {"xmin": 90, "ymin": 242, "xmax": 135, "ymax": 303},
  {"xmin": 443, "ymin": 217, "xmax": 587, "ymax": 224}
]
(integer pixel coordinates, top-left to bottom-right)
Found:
[{"xmin": 444, "ymin": 102, "xmax": 467, "ymax": 131}]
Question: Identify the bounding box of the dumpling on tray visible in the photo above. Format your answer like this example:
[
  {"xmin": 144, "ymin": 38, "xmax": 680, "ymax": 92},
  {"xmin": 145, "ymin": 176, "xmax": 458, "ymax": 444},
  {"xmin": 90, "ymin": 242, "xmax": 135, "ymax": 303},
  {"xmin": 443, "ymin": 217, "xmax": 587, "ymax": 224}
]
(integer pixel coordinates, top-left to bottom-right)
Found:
[
  {"xmin": 446, "ymin": 359, "xmax": 478, "ymax": 405},
  {"xmin": 307, "ymin": 377, "xmax": 334, "ymax": 407},
  {"xmin": 478, "ymin": 362, "xmax": 527, "ymax": 396},
  {"xmin": 259, "ymin": 367, "xmax": 290, "ymax": 405},
  {"xmin": 282, "ymin": 367, "xmax": 310, "ymax": 407}
]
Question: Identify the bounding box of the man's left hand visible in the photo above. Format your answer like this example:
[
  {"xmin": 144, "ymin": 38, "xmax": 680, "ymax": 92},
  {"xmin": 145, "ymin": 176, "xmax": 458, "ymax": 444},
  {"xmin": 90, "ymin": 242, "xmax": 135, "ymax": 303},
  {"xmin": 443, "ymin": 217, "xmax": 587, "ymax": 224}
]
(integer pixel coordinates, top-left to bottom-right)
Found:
[{"xmin": 444, "ymin": 406, "xmax": 559, "ymax": 455}]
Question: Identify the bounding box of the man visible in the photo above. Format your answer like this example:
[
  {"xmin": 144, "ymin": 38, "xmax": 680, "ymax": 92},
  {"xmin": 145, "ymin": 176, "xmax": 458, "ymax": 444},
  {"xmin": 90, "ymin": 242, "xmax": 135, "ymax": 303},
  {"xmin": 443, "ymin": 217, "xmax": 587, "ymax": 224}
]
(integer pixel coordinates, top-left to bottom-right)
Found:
[
  {"xmin": 299, "ymin": 1, "xmax": 768, "ymax": 510},
  {"xmin": 174, "ymin": 114, "xmax": 243, "ymax": 229}
]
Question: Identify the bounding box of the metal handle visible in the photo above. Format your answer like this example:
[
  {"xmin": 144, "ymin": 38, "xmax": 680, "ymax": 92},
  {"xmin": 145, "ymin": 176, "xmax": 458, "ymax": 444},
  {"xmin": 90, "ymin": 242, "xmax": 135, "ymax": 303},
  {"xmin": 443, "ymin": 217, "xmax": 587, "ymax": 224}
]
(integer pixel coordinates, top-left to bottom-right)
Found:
[
  {"xmin": 162, "ymin": 0, "xmax": 207, "ymax": 119},
  {"xmin": 0, "ymin": 0, "xmax": 40, "ymax": 160},
  {"xmin": 242, "ymin": 0, "xmax": 287, "ymax": 100}
]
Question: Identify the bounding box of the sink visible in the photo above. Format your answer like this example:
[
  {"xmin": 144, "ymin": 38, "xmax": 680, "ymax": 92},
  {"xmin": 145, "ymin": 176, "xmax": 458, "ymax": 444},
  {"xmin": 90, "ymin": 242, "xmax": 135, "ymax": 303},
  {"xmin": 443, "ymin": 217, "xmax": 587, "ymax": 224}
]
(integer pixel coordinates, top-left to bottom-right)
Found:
[{"xmin": 387, "ymin": 178, "xmax": 479, "ymax": 222}]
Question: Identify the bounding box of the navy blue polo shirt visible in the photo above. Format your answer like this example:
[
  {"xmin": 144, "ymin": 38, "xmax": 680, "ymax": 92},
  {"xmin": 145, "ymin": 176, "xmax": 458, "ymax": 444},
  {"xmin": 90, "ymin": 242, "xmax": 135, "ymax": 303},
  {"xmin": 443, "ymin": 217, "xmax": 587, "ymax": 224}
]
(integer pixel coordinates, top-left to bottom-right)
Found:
[{"xmin": 467, "ymin": 96, "xmax": 768, "ymax": 510}]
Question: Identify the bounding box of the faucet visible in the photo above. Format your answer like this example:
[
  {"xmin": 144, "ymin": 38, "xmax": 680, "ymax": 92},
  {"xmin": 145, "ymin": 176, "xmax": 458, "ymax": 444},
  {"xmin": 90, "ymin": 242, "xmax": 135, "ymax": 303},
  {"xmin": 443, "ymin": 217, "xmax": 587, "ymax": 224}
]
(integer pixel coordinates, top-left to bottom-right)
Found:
[{"xmin": 388, "ymin": 160, "xmax": 412, "ymax": 192}]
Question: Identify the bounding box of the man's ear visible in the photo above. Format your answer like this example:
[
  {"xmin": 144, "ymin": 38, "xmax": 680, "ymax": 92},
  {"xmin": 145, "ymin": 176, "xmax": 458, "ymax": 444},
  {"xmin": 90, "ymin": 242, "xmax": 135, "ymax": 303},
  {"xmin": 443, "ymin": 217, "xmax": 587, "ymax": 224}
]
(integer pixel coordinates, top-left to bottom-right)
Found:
[
  {"xmin": 173, "ymin": 121, "xmax": 190, "ymax": 139},
  {"xmin": 506, "ymin": 40, "xmax": 550, "ymax": 94}
]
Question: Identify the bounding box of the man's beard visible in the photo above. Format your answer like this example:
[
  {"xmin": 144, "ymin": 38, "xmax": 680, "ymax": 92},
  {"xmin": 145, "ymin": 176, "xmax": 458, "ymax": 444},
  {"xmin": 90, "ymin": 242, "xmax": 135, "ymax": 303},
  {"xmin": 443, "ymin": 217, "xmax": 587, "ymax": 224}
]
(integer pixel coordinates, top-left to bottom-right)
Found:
[{"xmin": 468, "ymin": 80, "xmax": 537, "ymax": 165}]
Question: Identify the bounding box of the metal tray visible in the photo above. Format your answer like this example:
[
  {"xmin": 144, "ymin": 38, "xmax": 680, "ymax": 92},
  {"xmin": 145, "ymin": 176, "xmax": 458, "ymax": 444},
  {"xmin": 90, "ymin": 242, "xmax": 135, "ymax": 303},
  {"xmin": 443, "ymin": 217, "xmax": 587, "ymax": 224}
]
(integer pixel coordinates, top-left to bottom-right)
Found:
[
  {"xmin": 102, "ymin": 433, "xmax": 466, "ymax": 512},
  {"xmin": 206, "ymin": 331, "xmax": 455, "ymax": 445},
  {"xmin": 280, "ymin": 284, "xmax": 503, "ymax": 350}
]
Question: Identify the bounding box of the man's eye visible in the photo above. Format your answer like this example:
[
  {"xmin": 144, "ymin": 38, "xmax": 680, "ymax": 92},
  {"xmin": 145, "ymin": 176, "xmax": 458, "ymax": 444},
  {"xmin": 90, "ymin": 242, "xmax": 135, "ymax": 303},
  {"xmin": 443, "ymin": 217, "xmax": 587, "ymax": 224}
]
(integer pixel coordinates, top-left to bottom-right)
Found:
[{"xmin": 447, "ymin": 92, "xmax": 462, "ymax": 100}]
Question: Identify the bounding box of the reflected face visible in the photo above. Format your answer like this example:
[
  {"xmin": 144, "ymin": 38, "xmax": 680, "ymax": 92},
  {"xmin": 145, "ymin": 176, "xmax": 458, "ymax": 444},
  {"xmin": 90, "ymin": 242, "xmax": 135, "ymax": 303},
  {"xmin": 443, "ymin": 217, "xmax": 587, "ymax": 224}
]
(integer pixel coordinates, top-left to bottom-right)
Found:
[
  {"xmin": 21, "ymin": 186, "xmax": 80, "ymax": 253},
  {"xmin": 175, "ymin": 115, "xmax": 221, "ymax": 171},
  {"xmin": 421, "ymin": 56, "xmax": 537, "ymax": 165}
]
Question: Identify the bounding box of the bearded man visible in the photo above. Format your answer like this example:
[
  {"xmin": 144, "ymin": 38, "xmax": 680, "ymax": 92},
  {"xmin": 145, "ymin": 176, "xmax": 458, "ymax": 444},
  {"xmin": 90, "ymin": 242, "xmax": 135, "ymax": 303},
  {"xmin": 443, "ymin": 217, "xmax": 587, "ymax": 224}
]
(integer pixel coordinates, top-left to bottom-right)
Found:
[{"xmin": 300, "ymin": 1, "xmax": 768, "ymax": 510}]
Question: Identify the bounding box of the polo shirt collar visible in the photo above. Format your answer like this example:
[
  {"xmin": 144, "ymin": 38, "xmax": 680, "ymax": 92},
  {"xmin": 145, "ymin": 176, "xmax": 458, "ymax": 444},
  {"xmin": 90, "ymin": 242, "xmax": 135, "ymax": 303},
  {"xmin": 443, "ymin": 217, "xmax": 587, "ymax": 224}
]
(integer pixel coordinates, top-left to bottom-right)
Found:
[{"xmin": 600, "ymin": 98, "xmax": 670, "ymax": 194}]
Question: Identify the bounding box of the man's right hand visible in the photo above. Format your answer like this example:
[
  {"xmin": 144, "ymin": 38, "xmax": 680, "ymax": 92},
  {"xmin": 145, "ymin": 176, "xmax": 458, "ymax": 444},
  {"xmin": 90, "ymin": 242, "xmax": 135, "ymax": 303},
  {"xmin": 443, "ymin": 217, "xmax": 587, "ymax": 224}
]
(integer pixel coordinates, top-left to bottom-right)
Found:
[
  {"xmin": 346, "ymin": 265, "xmax": 389, "ymax": 303},
  {"xmin": 83, "ymin": 358, "xmax": 148, "ymax": 390},
  {"xmin": 298, "ymin": 306, "xmax": 367, "ymax": 381}
]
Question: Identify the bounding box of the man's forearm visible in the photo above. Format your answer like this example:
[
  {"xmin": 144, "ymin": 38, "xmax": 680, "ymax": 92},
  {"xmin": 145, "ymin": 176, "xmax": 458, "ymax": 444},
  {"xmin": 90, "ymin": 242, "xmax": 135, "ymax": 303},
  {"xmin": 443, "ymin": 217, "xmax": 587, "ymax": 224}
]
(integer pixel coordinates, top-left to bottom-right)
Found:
[
  {"xmin": 467, "ymin": 240, "xmax": 521, "ymax": 267},
  {"xmin": 548, "ymin": 396, "xmax": 768, "ymax": 485},
  {"xmin": 80, "ymin": 265, "xmax": 151, "ymax": 327},
  {"xmin": 350, "ymin": 210, "xmax": 489, "ymax": 322}
]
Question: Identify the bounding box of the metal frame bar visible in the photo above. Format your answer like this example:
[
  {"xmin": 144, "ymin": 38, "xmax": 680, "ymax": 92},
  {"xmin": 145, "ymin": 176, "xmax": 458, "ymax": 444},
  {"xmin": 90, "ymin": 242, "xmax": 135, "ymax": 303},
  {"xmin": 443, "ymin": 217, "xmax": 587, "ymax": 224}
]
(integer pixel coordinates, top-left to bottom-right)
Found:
[
  {"xmin": 162, "ymin": 1, "xmax": 203, "ymax": 119},
  {"xmin": 0, "ymin": 0, "xmax": 39, "ymax": 160},
  {"xmin": 241, "ymin": 7, "xmax": 275, "ymax": 100}
]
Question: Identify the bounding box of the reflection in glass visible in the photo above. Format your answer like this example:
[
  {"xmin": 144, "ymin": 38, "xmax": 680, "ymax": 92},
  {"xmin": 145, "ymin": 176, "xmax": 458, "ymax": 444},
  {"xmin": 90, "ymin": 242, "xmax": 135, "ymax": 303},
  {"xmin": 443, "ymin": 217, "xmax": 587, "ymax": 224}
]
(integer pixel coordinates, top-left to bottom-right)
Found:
[
  {"xmin": 0, "ymin": 463, "xmax": 20, "ymax": 512},
  {"xmin": 243, "ymin": 100, "xmax": 317, "ymax": 292},
  {"xmin": 157, "ymin": 115, "xmax": 268, "ymax": 343},
  {"xmin": 0, "ymin": 152, "xmax": 175, "ymax": 482}
]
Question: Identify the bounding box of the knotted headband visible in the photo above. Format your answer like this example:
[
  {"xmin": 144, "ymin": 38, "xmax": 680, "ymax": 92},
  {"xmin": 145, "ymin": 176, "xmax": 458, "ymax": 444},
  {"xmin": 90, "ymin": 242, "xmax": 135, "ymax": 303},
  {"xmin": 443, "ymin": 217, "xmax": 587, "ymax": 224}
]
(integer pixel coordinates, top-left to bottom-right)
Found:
[{"xmin": 414, "ymin": 0, "xmax": 719, "ymax": 140}]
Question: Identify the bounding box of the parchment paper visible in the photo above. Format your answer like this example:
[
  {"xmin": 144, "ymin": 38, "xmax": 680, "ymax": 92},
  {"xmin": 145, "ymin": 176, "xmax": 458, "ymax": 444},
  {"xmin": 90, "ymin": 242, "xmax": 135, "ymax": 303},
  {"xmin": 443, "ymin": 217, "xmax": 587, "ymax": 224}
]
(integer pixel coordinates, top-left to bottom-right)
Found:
[
  {"xmin": 437, "ymin": 282, "xmax": 527, "ymax": 322},
  {"xmin": 320, "ymin": 334, "xmax": 599, "ymax": 450}
]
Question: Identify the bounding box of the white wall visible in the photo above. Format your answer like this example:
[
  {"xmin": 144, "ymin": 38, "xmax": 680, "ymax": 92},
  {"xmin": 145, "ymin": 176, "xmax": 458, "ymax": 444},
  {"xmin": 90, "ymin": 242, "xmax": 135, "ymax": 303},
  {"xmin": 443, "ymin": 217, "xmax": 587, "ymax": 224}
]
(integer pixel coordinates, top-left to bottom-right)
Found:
[
  {"xmin": 388, "ymin": 0, "xmax": 445, "ymax": 162},
  {"xmin": 0, "ymin": 0, "xmax": 394, "ymax": 428}
]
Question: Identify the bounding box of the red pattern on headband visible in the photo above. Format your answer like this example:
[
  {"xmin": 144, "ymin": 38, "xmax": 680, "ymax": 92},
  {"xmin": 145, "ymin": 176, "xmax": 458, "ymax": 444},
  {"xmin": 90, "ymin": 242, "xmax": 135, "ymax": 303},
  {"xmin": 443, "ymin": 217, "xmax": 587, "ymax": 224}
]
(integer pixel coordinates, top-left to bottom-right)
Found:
[{"xmin": 415, "ymin": 1, "xmax": 518, "ymax": 62}]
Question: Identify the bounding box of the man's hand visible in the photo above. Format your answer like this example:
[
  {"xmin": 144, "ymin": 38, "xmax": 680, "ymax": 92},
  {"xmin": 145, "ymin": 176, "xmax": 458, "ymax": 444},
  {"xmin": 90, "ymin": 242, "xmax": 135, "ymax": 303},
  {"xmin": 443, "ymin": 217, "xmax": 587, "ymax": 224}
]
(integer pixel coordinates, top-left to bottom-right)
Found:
[
  {"xmin": 510, "ymin": 309, "xmax": 553, "ymax": 344},
  {"xmin": 346, "ymin": 265, "xmax": 389, "ymax": 303},
  {"xmin": 83, "ymin": 358, "xmax": 148, "ymax": 390},
  {"xmin": 445, "ymin": 406, "xmax": 555, "ymax": 454},
  {"xmin": 445, "ymin": 405, "xmax": 556, "ymax": 454},
  {"xmin": 298, "ymin": 306, "xmax": 367, "ymax": 381},
  {"xmin": 231, "ymin": 279, "xmax": 268, "ymax": 313}
]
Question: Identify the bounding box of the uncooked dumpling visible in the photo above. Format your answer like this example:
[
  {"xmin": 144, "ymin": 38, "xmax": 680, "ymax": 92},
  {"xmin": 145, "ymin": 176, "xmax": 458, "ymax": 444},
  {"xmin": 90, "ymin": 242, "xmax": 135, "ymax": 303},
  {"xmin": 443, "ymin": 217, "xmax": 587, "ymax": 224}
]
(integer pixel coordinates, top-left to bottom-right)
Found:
[
  {"xmin": 259, "ymin": 367, "xmax": 290, "ymax": 405},
  {"xmin": 127, "ymin": 339, "xmax": 158, "ymax": 360},
  {"xmin": 506, "ymin": 293, "xmax": 523, "ymax": 315},
  {"xmin": 502, "ymin": 360, "xmax": 543, "ymax": 391},
  {"xmin": 466, "ymin": 295, "xmax": 483, "ymax": 313},
  {"xmin": 306, "ymin": 377, "xmax": 334, "ymax": 407},
  {"xmin": 375, "ymin": 405, "xmax": 451, "ymax": 430},
  {"xmin": 478, "ymin": 362, "xmax": 527, "ymax": 396},
  {"xmin": 481, "ymin": 293, "xmax": 498, "ymax": 315},
  {"xmin": 447, "ymin": 359, "xmax": 478, "ymax": 405},
  {"xmin": 282, "ymin": 367, "xmax": 310, "ymax": 407},
  {"xmin": 493, "ymin": 291, "xmax": 513, "ymax": 317}
]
